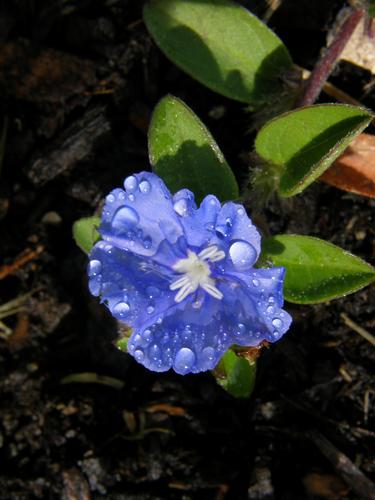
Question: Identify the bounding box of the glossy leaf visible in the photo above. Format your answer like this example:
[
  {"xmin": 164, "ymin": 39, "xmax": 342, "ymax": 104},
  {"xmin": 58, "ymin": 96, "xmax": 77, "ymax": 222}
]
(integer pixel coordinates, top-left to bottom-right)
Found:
[
  {"xmin": 149, "ymin": 95, "xmax": 239, "ymax": 202},
  {"xmin": 261, "ymin": 235, "xmax": 375, "ymax": 304},
  {"xmin": 321, "ymin": 133, "xmax": 375, "ymax": 199},
  {"xmin": 144, "ymin": 0, "xmax": 292, "ymax": 104},
  {"xmin": 215, "ymin": 349, "xmax": 256, "ymax": 398},
  {"xmin": 255, "ymin": 104, "xmax": 373, "ymax": 197},
  {"xmin": 73, "ymin": 216, "xmax": 100, "ymax": 254}
]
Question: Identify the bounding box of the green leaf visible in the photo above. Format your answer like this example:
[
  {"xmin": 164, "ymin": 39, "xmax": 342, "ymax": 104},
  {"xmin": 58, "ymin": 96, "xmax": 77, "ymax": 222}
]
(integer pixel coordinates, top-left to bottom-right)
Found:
[
  {"xmin": 369, "ymin": 1, "xmax": 375, "ymax": 17},
  {"xmin": 261, "ymin": 235, "xmax": 375, "ymax": 304},
  {"xmin": 255, "ymin": 104, "xmax": 373, "ymax": 197},
  {"xmin": 215, "ymin": 349, "xmax": 256, "ymax": 398},
  {"xmin": 149, "ymin": 95, "xmax": 239, "ymax": 203},
  {"xmin": 144, "ymin": 0, "xmax": 292, "ymax": 104},
  {"xmin": 73, "ymin": 216, "xmax": 101, "ymax": 254}
]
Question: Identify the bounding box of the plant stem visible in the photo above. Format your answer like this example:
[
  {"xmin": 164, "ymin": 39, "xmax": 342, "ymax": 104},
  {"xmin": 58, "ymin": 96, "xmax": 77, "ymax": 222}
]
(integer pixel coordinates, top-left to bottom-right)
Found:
[{"xmin": 296, "ymin": 4, "xmax": 366, "ymax": 107}]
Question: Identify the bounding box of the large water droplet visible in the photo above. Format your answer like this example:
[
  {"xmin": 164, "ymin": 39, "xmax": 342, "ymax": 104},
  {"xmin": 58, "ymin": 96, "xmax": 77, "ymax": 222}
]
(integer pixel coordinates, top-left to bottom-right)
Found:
[
  {"xmin": 106, "ymin": 194, "xmax": 115, "ymax": 203},
  {"xmin": 88, "ymin": 259, "xmax": 102, "ymax": 277},
  {"xmin": 150, "ymin": 344, "xmax": 161, "ymax": 360},
  {"xmin": 147, "ymin": 305, "xmax": 154, "ymax": 314},
  {"xmin": 88, "ymin": 276, "xmax": 101, "ymax": 296},
  {"xmin": 112, "ymin": 206, "xmax": 139, "ymax": 231},
  {"xmin": 236, "ymin": 323, "xmax": 246, "ymax": 336},
  {"xmin": 229, "ymin": 241, "xmax": 256, "ymax": 271},
  {"xmin": 272, "ymin": 318, "xmax": 283, "ymax": 329},
  {"xmin": 112, "ymin": 301, "xmax": 130, "ymax": 318},
  {"xmin": 134, "ymin": 349, "xmax": 144, "ymax": 362},
  {"xmin": 173, "ymin": 199, "xmax": 188, "ymax": 217},
  {"xmin": 174, "ymin": 347, "xmax": 196, "ymax": 375},
  {"xmin": 124, "ymin": 175, "xmax": 138, "ymax": 192},
  {"xmin": 142, "ymin": 329, "xmax": 151, "ymax": 342},
  {"xmin": 202, "ymin": 346, "xmax": 215, "ymax": 361},
  {"xmin": 139, "ymin": 180, "xmax": 151, "ymax": 194}
]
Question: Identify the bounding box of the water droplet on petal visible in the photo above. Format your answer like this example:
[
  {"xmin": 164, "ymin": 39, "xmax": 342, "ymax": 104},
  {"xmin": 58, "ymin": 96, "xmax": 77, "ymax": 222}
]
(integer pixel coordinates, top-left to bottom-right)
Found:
[
  {"xmin": 173, "ymin": 199, "xmax": 188, "ymax": 216},
  {"xmin": 134, "ymin": 349, "xmax": 144, "ymax": 362},
  {"xmin": 106, "ymin": 194, "xmax": 115, "ymax": 203},
  {"xmin": 252, "ymin": 279, "xmax": 259, "ymax": 287},
  {"xmin": 146, "ymin": 286, "xmax": 161, "ymax": 299},
  {"xmin": 266, "ymin": 305, "xmax": 275, "ymax": 314},
  {"xmin": 124, "ymin": 175, "xmax": 138, "ymax": 192},
  {"xmin": 139, "ymin": 180, "xmax": 151, "ymax": 194},
  {"xmin": 225, "ymin": 217, "xmax": 233, "ymax": 227},
  {"xmin": 174, "ymin": 347, "xmax": 196, "ymax": 374},
  {"xmin": 142, "ymin": 329, "xmax": 151, "ymax": 342},
  {"xmin": 128, "ymin": 194, "xmax": 135, "ymax": 202},
  {"xmin": 215, "ymin": 224, "xmax": 230, "ymax": 239},
  {"xmin": 205, "ymin": 222, "xmax": 214, "ymax": 232},
  {"xmin": 88, "ymin": 259, "xmax": 102, "ymax": 277},
  {"xmin": 113, "ymin": 302, "xmax": 130, "ymax": 318},
  {"xmin": 112, "ymin": 206, "xmax": 139, "ymax": 230},
  {"xmin": 236, "ymin": 207, "xmax": 245, "ymax": 216},
  {"xmin": 143, "ymin": 236, "xmax": 152, "ymax": 249},
  {"xmin": 150, "ymin": 344, "xmax": 160, "ymax": 360},
  {"xmin": 229, "ymin": 241, "xmax": 256, "ymax": 271},
  {"xmin": 88, "ymin": 276, "xmax": 101, "ymax": 296},
  {"xmin": 236, "ymin": 323, "xmax": 246, "ymax": 336},
  {"xmin": 272, "ymin": 318, "xmax": 283, "ymax": 329},
  {"xmin": 202, "ymin": 346, "xmax": 215, "ymax": 361},
  {"xmin": 147, "ymin": 305, "xmax": 154, "ymax": 314}
]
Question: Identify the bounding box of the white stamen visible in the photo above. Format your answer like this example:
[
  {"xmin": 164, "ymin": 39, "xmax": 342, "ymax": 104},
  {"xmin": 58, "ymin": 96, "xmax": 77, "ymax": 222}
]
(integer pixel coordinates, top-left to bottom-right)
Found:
[{"xmin": 169, "ymin": 246, "xmax": 225, "ymax": 303}]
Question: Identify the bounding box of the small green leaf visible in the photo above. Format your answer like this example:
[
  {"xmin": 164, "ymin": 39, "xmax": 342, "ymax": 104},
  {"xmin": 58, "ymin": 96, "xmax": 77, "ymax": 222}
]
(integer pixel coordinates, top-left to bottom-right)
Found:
[
  {"xmin": 261, "ymin": 235, "xmax": 375, "ymax": 304},
  {"xmin": 215, "ymin": 349, "xmax": 256, "ymax": 398},
  {"xmin": 144, "ymin": 0, "xmax": 292, "ymax": 104},
  {"xmin": 73, "ymin": 216, "xmax": 101, "ymax": 254},
  {"xmin": 149, "ymin": 95, "xmax": 239, "ymax": 203},
  {"xmin": 255, "ymin": 104, "xmax": 373, "ymax": 197}
]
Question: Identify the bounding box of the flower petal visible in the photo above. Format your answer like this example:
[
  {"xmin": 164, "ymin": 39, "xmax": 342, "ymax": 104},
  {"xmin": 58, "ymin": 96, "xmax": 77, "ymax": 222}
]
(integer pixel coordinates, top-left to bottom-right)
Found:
[
  {"xmin": 99, "ymin": 172, "xmax": 183, "ymax": 258},
  {"xmin": 212, "ymin": 202, "xmax": 261, "ymax": 267},
  {"xmin": 88, "ymin": 240, "xmax": 178, "ymax": 329}
]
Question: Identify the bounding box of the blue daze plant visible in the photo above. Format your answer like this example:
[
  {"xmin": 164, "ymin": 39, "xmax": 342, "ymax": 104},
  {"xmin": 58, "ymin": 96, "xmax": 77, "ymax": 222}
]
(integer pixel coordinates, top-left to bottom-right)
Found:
[
  {"xmin": 73, "ymin": 0, "xmax": 375, "ymax": 397},
  {"xmin": 87, "ymin": 172, "xmax": 291, "ymax": 375}
]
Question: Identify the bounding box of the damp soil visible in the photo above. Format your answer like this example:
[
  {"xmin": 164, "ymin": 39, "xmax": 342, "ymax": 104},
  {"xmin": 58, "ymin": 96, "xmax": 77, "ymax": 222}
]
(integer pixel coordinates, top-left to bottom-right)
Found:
[{"xmin": 0, "ymin": 1, "xmax": 374, "ymax": 499}]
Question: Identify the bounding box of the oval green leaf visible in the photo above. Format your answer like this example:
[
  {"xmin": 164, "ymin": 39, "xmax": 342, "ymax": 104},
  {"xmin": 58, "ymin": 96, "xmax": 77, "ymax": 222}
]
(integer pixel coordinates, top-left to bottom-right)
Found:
[
  {"xmin": 261, "ymin": 234, "xmax": 375, "ymax": 304},
  {"xmin": 214, "ymin": 349, "xmax": 256, "ymax": 398},
  {"xmin": 144, "ymin": 0, "xmax": 292, "ymax": 104},
  {"xmin": 73, "ymin": 216, "xmax": 101, "ymax": 254},
  {"xmin": 255, "ymin": 104, "xmax": 373, "ymax": 197},
  {"xmin": 149, "ymin": 95, "xmax": 239, "ymax": 203}
]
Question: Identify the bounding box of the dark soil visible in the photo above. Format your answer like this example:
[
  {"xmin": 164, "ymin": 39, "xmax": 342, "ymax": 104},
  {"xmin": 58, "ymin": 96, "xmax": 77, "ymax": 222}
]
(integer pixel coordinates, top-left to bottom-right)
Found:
[{"xmin": 0, "ymin": 1, "xmax": 374, "ymax": 499}]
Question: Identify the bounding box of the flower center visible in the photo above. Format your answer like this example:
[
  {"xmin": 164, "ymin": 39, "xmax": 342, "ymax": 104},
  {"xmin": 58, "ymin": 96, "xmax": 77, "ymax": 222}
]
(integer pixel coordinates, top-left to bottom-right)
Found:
[{"xmin": 170, "ymin": 246, "xmax": 225, "ymax": 303}]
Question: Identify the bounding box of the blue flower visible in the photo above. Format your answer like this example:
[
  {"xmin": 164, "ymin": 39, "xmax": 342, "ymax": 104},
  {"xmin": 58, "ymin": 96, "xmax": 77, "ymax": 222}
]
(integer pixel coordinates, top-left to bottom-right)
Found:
[{"xmin": 87, "ymin": 172, "xmax": 292, "ymax": 375}]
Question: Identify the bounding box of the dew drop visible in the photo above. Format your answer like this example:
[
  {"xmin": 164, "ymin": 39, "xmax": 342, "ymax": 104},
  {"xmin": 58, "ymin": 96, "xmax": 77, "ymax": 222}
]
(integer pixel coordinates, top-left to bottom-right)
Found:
[
  {"xmin": 173, "ymin": 199, "xmax": 188, "ymax": 217},
  {"xmin": 147, "ymin": 305, "xmax": 154, "ymax": 314},
  {"xmin": 142, "ymin": 329, "xmax": 151, "ymax": 342},
  {"xmin": 143, "ymin": 236, "xmax": 152, "ymax": 249},
  {"xmin": 272, "ymin": 318, "xmax": 283, "ymax": 329},
  {"xmin": 112, "ymin": 206, "xmax": 139, "ymax": 230},
  {"xmin": 174, "ymin": 347, "xmax": 196, "ymax": 374},
  {"xmin": 88, "ymin": 276, "xmax": 101, "ymax": 296},
  {"xmin": 236, "ymin": 323, "xmax": 246, "ymax": 336},
  {"xmin": 146, "ymin": 286, "xmax": 161, "ymax": 299},
  {"xmin": 139, "ymin": 180, "xmax": 151, "ymax": 194},
  {"xmin": 205, "ymin": 222, "xmax": 214, "ymax": 232},
  {"xmin": 88, "ymin": 259, "xmax": 102, "ymax": 277},
  {"xmin": 252, "ymin": 279, "xmax": 260, "ymax": 287},
  {"xmin": 266, "ymin": 305, "xmax": 275, "ymax": 315},
  {"xmin": 202, "ymin": 346, "xmax": 215, "ymax": 361},
  {"xmin": 112, "ymin": 301, "xmax": 130, "ymax": 318},
  {"xmin": 229, "ymin": 241, "xmax": 256, "ymax": 271},
  {"xmin": 128, "ymin": 194, "xmax": 135, "ymax": 202},
  {"xmin": 215, "ymin": 224, "xmax": 229, "ymax": 239},
  {"xmin": 134, "ymin": 349, "xmax": 144, "ymax": 362},
  {"xmin": 106, "ymin": 194, "xmax": 115, "ymax": 203},
  {"xmin": 150, "ymin": 344, "xmax": 161, "ymax": 360},
  {"xmin": 236, "ymin": 207, "xmax": 245, "ymax": 216},
  {"xmin": 124, "ymin": 175, "xmax": 138, "ymax": 192}
]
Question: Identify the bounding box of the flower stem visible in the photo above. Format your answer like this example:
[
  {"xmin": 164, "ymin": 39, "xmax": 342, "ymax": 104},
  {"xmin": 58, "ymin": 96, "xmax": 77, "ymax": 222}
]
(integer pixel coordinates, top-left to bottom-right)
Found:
[{"xmin": 295, "ymin": 2, "xmax": 366, "ymax": 107}]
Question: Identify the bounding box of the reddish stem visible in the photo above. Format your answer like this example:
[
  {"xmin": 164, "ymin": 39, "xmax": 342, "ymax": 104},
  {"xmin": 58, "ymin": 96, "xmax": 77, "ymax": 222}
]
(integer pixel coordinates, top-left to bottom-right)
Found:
[{"xmin": 296, "ymin": 5, "xmax": 366, "ymax": 107}]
